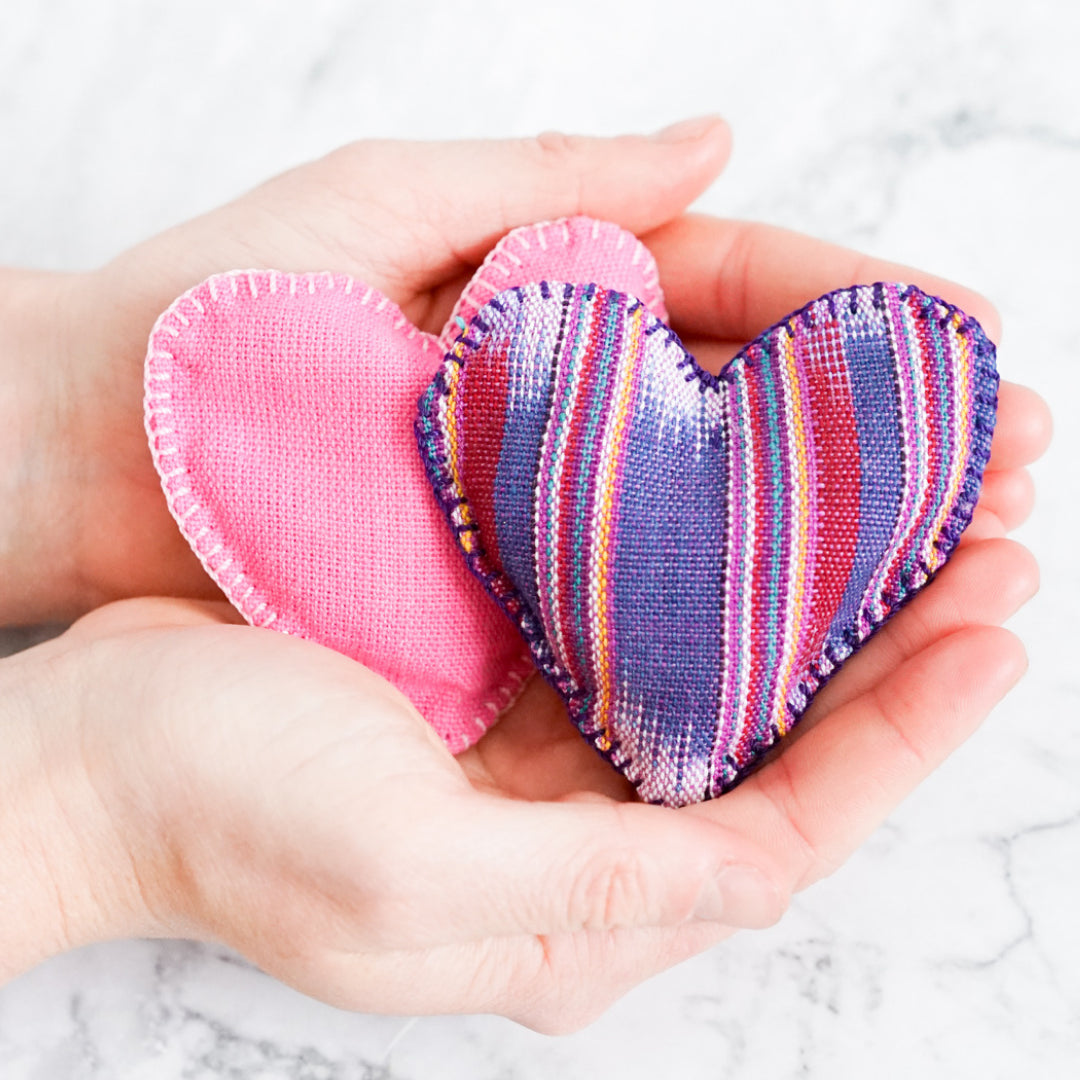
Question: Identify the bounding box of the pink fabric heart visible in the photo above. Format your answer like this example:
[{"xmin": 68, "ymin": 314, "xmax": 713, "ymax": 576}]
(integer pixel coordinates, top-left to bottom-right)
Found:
[{"xmin": 144, "ymin": 217, "xmax": 667, "ymax": 751}]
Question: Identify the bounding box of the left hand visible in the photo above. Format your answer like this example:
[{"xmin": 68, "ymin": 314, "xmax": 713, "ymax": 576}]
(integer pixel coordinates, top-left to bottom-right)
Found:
[
  {"xmin": 0, "ymin": 122, "xmax": 733, "ymax": 622},
  {"xmin": 0, "ymin": 542, "xmax": 1032, "ymax": 1033}
]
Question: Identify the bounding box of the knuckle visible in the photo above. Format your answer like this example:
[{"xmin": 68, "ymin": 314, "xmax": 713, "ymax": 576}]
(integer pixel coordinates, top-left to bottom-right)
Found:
[
  {"xmin": 568, "ymin": 845, "xmax": 661, "ymax": 931},
  {"xmin": 757, "ymin": 754, "xmax": 837, "ymax": 884},
  {"xmin": 529, "ymin": 130, "xmax": 588, "ymax": 166}
]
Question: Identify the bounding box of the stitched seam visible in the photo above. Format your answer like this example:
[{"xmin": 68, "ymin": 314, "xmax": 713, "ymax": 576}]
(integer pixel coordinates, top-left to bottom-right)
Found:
[
  {"xmin": 416, "ymin": 281, "xmax": 999, "ymax": 800},
  {"xmin": 439, "ymin": 217, "xmax": 668, "ymax": 351},
  {"xmin": 418, "ymin": 285, "xmax": 648, "ymax": 784},
  {"xmin": 713, "ymin": 285, "xmax": 999, "ymax": 796},
  {"xmin": 145, "ymin": 269, "xmax": 525, "ymax": 741}
]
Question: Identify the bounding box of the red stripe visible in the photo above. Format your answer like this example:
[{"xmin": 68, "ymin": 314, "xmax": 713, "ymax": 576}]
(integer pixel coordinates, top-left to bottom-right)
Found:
[
  {"xmin": 909, "ymin": 293, "xmax": 945, "ymax": 553},
  {"xmin": 799, "ymin": 319, "xmax": 860, "ymax": 671},
  {"xmin": 458, "ymin": 336, "xmax": 512, "ymax": 574}
]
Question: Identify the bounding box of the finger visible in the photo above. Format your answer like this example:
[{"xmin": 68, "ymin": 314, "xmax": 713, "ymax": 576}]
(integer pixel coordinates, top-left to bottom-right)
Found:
[
  {"xmin": 989, "ymin": 382, "xmax": 1053, "ymax": 470},
  {"xmin": 500, "ymin": 920, "xmax": 733, "ymax": 1034},
  {"xmin": 459, "ymin": 674, "xmax": 638, "ymax": 802},
  {"xmin": 481, "ymin": 920, "xmax": 733, "ymax": 1033},
  {"xmin": 327, "ymin": 119, "xmax": 732, "ymax": 283},
  {"xmin": 378, "ymin": 792, "xmax": 788, "ymax": 946},
  {"xmin": 680, "ymin": 335, "xmax": 743, "ymax": 375},
  {"xmin": 696, "ymin": 626, "xmax": 1027, "ymax": 891},
  {"xmin": 283, "ymin": 918, "xmax": 730, "ymax": 1029},
  {"xmin": 62, "ymin": 596, "xmax": 240, "ymax": 642},
  {"xmin": 645, "ymin": 213, "xmax": 1002, "ymax": 344},
  {"xmin": 977, "ymin": 468, "xmax": 1036, "ymax": 530},
  {"xmin": 796, "ymin": 538, "xmax": 1038, "ymax": 725},
  {"xmin": 958, "ymin": 505, "xmax": 1007, "ymax": 545}
]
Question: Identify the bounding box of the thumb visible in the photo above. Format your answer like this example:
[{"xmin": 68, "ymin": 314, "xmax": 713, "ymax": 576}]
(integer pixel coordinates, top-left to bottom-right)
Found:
[
  {"xmin": 327, "ymin": 116, "xmax": 732, "ymax": 272},
  {"xmin": 107, "ymin": 119, "xmax": 730, "ymax": 317},
  {"xmin": 390, "ymin": 791, "xmax": 788, "ymax": 943}
]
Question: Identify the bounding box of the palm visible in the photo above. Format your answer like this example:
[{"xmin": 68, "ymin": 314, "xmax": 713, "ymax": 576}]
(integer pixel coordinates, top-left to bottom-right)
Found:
[
  {"xmin": 58, "ymin": 521, "xmax": 1030, "ymax": 1022},
  {"xmin": 459, "ymin": 675, "xmax": 638, "ymax": 800}
]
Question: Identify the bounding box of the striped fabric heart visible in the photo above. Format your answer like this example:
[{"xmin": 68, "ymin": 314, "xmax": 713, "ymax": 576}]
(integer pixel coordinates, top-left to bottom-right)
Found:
[{"xmin": 416, "ymin": 280, "xmax": 998, "ymax": 806}]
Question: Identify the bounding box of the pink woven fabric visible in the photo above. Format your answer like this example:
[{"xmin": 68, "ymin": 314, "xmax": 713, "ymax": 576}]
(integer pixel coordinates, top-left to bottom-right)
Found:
[{"xmin": 145, "ymin": 217, "xmax": 666, "ymax": 751}]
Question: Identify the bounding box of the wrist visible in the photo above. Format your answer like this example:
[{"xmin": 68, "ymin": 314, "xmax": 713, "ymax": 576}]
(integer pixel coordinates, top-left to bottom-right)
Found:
[
  {"xmin": 0, "ymin": 642, "xmax": 169, "ymax": 981},
  {"xmin": 0, "ymin": 268, "xmax": 90, "ymax": 621}
]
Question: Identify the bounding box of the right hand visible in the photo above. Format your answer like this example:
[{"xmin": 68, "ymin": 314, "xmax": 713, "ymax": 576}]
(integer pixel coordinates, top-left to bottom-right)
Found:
[{"xmin": 0, "ymin": 122, "xmax": 1047, "ymax": 624}]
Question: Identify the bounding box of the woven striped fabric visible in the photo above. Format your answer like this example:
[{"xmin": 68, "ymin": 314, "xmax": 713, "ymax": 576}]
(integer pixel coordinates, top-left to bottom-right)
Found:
[{"xmin": 416, "ymin": 281, "xmax": 998, "ymax": 807}]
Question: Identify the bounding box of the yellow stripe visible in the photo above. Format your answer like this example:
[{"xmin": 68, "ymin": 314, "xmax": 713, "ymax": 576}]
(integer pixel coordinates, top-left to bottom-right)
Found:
[
  {"xmin": 772, "ymin": 330, "xmax": 811, "ymax": 736},
  {"xmin": 927, "ymin": 312, "xmax": 973, "ymax": 570},
  {"xmin": 443, "ymin": 340, "xmax": 475, "ymax": 553},
  {"xmin": 590, "ymin": 305, "xmax": 645, "ymax": 751}
]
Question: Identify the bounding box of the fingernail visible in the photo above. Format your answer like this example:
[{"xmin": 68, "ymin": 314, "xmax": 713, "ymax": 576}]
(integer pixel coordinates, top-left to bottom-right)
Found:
[
  {"xmin": 694, "ymin": 864, "xmax": 784, "ymax": 928},
  {"xmin": 652, "ymin": 115, "xmax": 723, "ymax": 143}
]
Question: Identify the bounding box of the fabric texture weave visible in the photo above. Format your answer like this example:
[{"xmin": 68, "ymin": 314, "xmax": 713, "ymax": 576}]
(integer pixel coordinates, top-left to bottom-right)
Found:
[
  {"xmin": 416, "ymin": 280, "xmax": 998, "ymax": 804},
  {"xmin": 145, "ymin": 218, "xmax": 664, "ymax": 751}
]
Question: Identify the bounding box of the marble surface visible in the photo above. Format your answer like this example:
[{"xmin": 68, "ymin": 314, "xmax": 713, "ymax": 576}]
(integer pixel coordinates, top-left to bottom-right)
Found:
[{"xmin": 2, "ymin": 0, "xmax": 1078, "ymax": 1076}]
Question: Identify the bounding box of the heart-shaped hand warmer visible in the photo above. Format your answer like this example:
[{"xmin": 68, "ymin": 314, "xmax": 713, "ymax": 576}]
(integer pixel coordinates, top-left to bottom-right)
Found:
[
  {"xmin": 145, "ymin": 217, "xmax": 666, "ymax": 751},
  {"xmin": 416, "ymin": 281, "xmax": 998, "ymax": 805}
]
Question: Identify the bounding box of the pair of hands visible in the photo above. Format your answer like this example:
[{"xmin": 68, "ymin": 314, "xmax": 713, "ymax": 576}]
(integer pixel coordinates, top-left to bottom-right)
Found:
[{"xmin": 0, "ymin": 118, "xmax": 1049, "ymax": 1032}]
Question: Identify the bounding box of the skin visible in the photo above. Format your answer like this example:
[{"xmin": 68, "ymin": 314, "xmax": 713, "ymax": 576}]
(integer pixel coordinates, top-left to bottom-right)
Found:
[{"xmin": 0, "ymin": 118, "xmax": 1052, "ymax": 1033}]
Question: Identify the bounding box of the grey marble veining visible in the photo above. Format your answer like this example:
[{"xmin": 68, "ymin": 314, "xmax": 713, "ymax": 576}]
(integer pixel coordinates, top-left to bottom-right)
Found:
[{"xmin": 1, "ymin": 0, "xmax": 1078, "ymax": 1076}]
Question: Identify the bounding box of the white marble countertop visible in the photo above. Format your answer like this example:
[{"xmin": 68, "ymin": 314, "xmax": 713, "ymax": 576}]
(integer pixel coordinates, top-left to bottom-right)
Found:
[{"xmin": 2, "ymin": 1, "xmax": 1077, "ymax": 1076}]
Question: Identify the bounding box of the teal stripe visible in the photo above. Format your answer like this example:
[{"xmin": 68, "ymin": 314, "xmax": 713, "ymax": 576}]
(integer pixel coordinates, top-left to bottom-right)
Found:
[
  {"xmin": 754, "ymin": 341, "xmax": 786, "ymax": 736},
  {"xmin": 540, "ymin": 289, "xmax": 594, "ymax": 670},
  {"xmin": 568, "ymin": 295, "xmax": 623, "ymax": 672}
]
